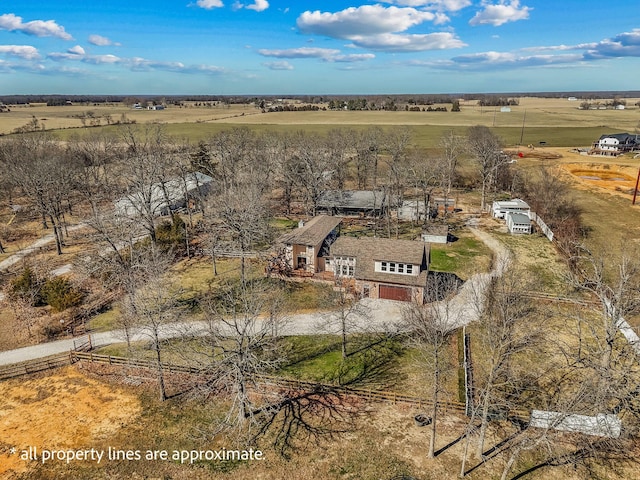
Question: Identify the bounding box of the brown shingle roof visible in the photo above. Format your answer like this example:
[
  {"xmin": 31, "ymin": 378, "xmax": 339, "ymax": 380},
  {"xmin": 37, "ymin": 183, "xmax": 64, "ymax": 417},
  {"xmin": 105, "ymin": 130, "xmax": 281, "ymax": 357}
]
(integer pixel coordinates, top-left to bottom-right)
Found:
[
  {"xmin": 277, "ymin": 215, "xmax": 342, "ymax": 246},
  {"xmin": 331, "ymin": 236, "xmax": 430, "ymax": 287}
]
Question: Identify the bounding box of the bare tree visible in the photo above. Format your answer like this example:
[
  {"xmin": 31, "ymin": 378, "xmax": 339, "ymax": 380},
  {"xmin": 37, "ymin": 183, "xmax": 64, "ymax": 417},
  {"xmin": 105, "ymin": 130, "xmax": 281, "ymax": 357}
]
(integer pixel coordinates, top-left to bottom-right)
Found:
[
  {"xmin": 2, "ymin": 134, "xmax": 80, "ymax": 255},
  {"xmin": 207, "ymin": 182, "xmax": 273, "ymax": 286},
  {"xmin": 116, "ymin": 124, "xmax": 176, "ymax": 245},
  {"xmin": 436, "ymin": 130, "xmax": 464, "ymax": 218},
  {"xmin": 354, "ymin": 127, "xmax": 384, "ymax": 188},
  {"xmin": 384, "ymin": 127, "xmax": 412, "ymax": 236},
  {"xmin": 68, "ymin": 131, "xmax": 121, "ymax": 218},
  {"xmin": 466, "ymin": 126, "xmax": 506, "ymax": 212},
  {"xmin": 197, "ymin": 279, "xmax": 287, "ymax": 435},
  {"xmin": 460, "ymin": 268, "xmax": 542, "ymax": 475},
  {"xmin": 320, "ymin": 277, "xmax": 372, "ymax": 360},
  {"xmin": 291, "ymin": 132, "xmax": 335, "ymax": 216},
  {"xmin": 406, "ymin": 150, "xmax": 439, "ymax": 226},
  {"xmin": 275, "ymin": 132, "xmax": 300, "ymax": 214},
  {"xmin": 566, "ymin": 246, "xmax": 640, "ymax": 407},
  {"xmin": 496, "ymin": 249, "xmax": 640, "ymax": 479},
  {"xmin": 2, "ymin": 265, "xmax": 43, "ymax": 339},
  {"xmin": 326, "ymin": 128, "xmax": 354, "ymax": 190},
  {"xmin": 121, "ymin": 247, "xmax": 183, "ymax": 401},
  {"xmin": 402, "ymin": 275, "xmax": 461, "ymax": 458}
]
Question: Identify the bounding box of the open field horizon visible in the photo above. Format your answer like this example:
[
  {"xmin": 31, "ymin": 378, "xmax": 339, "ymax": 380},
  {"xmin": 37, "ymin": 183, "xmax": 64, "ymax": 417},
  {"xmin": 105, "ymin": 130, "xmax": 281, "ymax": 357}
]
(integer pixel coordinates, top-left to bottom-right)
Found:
[{"xmin": 1, "ymin": 96, "xmax": 639, "ymax": 147}]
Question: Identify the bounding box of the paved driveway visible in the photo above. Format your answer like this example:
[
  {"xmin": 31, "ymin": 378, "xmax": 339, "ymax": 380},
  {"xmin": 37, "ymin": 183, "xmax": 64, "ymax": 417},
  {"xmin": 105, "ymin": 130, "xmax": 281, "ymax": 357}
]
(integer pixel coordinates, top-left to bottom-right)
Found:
[{"xmin": 0, "ymin": 224, "xmax": 509, "ymax": 367}]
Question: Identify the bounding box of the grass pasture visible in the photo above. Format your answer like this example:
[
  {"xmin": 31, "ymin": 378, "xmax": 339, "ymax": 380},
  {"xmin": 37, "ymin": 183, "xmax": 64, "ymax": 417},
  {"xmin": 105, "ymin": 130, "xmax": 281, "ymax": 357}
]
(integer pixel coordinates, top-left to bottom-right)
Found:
[{"xmin": 1, "ymin": 96, "xmax": 639, "ymax": 148}]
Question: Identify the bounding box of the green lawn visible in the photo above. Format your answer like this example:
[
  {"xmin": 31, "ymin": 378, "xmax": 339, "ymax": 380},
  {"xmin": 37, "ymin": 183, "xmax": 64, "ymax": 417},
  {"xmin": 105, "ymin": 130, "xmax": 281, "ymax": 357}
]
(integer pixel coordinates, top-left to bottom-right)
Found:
[
  {"xmin": 429, "ymin": 233, "xmax": 493, "ymax": 279},
  {"xmin": 52, "ymin": 122, "xmax": 621, "ymax": 149}
]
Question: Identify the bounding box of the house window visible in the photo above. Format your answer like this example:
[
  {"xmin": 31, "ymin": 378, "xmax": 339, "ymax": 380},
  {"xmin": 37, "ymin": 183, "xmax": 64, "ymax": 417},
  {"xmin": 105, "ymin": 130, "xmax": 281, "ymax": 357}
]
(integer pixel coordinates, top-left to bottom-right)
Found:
[
  {"xmin": 376, "ymin": 261, "xmax": 416, "ymax": 275},
  {"xmin": 338, "ymin": 263, "xmax": 354, "ymax": 277},
  {"xmin": 335, "ymin": 256, "xmax": 355, "ymax": 276}
]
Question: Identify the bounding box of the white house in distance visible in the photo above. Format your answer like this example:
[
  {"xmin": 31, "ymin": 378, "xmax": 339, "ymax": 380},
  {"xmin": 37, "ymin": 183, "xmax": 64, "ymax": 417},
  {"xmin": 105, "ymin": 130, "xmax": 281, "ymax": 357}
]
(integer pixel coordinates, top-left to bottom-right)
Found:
[
  {"xmin": 590, "ymin": 133, "xmax": 639, "ymax": 156},
  {"xmin": 491, "ymin": 199, "xmax": 530, "ymax": 219}
]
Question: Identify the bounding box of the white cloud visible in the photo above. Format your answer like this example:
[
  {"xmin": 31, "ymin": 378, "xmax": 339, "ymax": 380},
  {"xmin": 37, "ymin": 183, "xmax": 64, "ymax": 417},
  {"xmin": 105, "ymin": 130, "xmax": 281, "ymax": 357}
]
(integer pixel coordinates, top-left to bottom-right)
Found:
[
  {"xmin": 68, "ymin": 45, "xmax": 86, "ymax": 56},
  {"xmin": 258, "ymin": 47, "xmax": 341, "ymax": 59},
  {"xmin": 348, "ymin": 32, "xmax": 465, "ymax": 52},
  {"xmin": 128, "ymin": 57, "xmax": 186, "ymax": 71},
  {"xmin": 584, "ymin": 29, "xmax": 640, "ymax": 59},
  {"xmin": 263, "ymin": 60, "xmax": 293, "ymax": 70},
  {"xmin": 0, "ymin": 45, "xmax": 40, "ymax": 60},
  {"xmin": 246, "ymin": 0, "xmax": 269, "ymax": 12},
  {"xmin": 469, "ymin": 1, "xmax": 531, "ymax": 27},
  {"xmin": 0, "ymin": 13, "xmax": 72, "ymax": 40},
  {"xmin": 258, "ymin": 47, "xmax": 376, "ymax": 63},
  {"xmin": 297, "ymin": 5, "xmax": 445, "ymax": 39},
  {"xmin": 296, "ymin": 5, "xmax": 462, "ymax": 52},
  {"xmin": 83, "ymin": 54, "xmax": 121, "ymax": 65},
  {"xmin": 189, "ymin": 64, "xmax": 226, "ymax": 74},
  {"xmin": 88, "ymin": 34, "xmax": 121, "ymax": 47},
  {"xmin": 502, "ymin": 29, "xmax": 640, "ymax": 62},
  {"xmin": 382, "ymin": 0, "xmax": 471, "ymax": 11},
  {"xmin": 447, "ymin": 51, "xmax": 582, "ymax": 69},
  {"xmin": 47, "ymin": 47, "xmax": 227, "ymax": 75},
  {"xmin": 196, "ymin": 0, "xmax": 224, "ymax": 9},
  {"xmin": 330, "ymin": 53, "xmax": 376, "ymax": 63},
  {"xmin": 414, "ymin": 28, "xmax": 640, "ymax": 73}
]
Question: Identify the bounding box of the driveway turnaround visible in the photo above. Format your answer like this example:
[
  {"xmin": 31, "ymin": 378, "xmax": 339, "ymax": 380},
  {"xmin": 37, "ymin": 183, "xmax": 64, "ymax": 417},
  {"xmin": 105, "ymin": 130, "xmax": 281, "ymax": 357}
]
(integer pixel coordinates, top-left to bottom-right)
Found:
[{"xmin": 0, "ymin": 224, "xmax": 510, "ymax": 367}]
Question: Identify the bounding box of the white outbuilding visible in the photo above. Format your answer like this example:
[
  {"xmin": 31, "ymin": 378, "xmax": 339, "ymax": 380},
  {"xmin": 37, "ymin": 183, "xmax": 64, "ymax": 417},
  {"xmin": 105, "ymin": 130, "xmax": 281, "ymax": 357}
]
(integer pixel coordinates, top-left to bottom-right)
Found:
[
  {"xmin": 505, "ymin": 212, "xmax": 532, "ymax": 234},
  {"xmin": 491, "ymin": 199, "xmax": 530, "ymax": 219}
]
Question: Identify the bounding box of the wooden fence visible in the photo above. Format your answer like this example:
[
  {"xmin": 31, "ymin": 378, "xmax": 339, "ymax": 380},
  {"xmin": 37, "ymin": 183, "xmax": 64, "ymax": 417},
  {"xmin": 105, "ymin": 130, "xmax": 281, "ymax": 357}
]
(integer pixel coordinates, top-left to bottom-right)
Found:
[
  {"xmin": 0, "ymin": 352, "xmax": 74, "ymax": 381},
  {"xmin": 1, "ymin": 348, "xmax": 533, "ymax": 421},
  {"xmin": 69, "ymin": 351, "xmax": 467, "ymax": 411}
]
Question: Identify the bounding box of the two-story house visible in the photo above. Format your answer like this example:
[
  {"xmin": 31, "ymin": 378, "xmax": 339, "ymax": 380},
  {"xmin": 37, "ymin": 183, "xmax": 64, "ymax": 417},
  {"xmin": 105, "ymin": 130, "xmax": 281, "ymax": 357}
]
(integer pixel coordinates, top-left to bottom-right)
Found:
[
  {"xmin": 274, "ymin": 215, "xmax": 342, "ymax": 275},
  {"xmin": 328, "ymin": 236, "xmax": 430, "ymax": 303},
  {"xmin": 591, "ymin": 133, "xmax": 639, "ymax": 156}
]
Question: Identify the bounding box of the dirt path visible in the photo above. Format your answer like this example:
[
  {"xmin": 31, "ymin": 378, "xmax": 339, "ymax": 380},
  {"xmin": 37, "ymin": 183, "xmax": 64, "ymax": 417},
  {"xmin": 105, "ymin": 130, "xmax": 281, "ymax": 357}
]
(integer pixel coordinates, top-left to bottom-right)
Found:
[
  {"xmin": 0, "ymin": 223, "xmax": 87, "ymax": 273},
  {"xmin": 430, "ymin": 224, "xmax": 512, "ymax": 328}
]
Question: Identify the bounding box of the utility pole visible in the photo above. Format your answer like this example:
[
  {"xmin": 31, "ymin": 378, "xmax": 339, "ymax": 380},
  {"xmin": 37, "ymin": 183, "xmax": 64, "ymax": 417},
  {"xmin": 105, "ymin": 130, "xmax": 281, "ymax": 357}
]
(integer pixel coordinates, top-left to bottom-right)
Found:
[
  {"xmin": 633, "ymin": 166, "xmax": 640, "ymax": 205},
  {"xmin": 519, "ymin": 109, "xmax": 527, "ymax": 146}
]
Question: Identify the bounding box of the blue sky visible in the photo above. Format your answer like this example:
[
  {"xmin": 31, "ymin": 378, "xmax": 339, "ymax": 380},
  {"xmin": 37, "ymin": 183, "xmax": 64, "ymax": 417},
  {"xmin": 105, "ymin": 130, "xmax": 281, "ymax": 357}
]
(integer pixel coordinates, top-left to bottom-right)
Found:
[{"xmin": 1, "ymin": 1, "xmax": 639, "ymax": 95}]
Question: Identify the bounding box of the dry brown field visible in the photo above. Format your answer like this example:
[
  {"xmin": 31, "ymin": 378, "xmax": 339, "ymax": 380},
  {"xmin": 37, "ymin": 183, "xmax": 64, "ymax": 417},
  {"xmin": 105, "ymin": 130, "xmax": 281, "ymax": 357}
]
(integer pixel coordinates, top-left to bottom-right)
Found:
[
  {"xmin": 2, "ymin": 365, "xmax": 621, "ymax": 480},
  {"xmin": 0, "ymin": 102, "xmax": 259, "ymax": 135},
  {"xmin": 220, "ymin": 97, "xmax": 640, "ymax": 130},
  {"xmin": 1, "ymin": 97, "xmax": 639, "ymax": 136}
]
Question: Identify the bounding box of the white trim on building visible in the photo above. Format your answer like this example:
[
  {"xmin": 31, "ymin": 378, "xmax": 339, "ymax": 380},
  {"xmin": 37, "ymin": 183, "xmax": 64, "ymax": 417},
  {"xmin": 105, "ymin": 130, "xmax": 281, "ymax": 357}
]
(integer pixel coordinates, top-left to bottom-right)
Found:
[
  {"xmin": 506, "ymin": 211, "xmax": 532, "ymax": 234},
  {"xmin": 492, "ymin": 199, "xmax": 530, "ymax": 219}
]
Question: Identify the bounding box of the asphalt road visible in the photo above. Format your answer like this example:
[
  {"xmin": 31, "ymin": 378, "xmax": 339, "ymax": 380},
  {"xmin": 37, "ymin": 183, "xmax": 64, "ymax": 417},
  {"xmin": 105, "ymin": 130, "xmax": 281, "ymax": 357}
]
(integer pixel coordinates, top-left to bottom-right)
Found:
[{"xmin": 0, "ymin": 299, "xmax": 406, "ymax": 366}]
